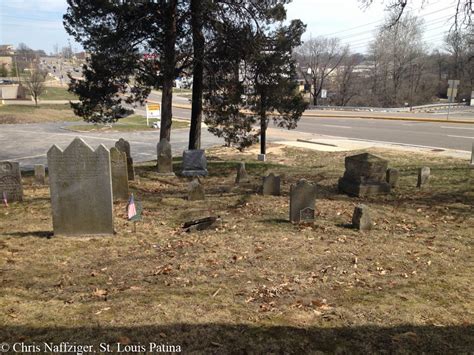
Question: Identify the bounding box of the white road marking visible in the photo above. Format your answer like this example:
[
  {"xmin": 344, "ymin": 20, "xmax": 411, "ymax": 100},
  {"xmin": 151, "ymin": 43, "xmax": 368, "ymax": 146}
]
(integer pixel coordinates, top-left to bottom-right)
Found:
[
  {"xmin": 447, "ymin": 134, "xmax": 474, "ymax": 139},
  {"xmin": 322, "ymin": 124, "xmax": 352, "ymax": 129},
  {"xmin": 441, "ymin": 126, "xmax": 474, "ymax": 130},
  {"xmin": 11, "ymin": 154, "xmax": 46, "ymax": 160}
]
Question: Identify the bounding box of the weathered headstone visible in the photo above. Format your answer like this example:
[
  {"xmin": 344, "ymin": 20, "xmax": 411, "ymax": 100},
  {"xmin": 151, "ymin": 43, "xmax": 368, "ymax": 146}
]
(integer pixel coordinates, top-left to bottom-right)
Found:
[
  {"xmin": 235, "ymin": 162, "xmax": 250, "ymax": 184},
  {"xmin": 157, "ymin": 138, "xmax": 174, "ymax": 175},
  {"xmin": 188, "ymin": 178, "xmax": 205, "ymax": 201},
  {"xmin": 182, "ymin": 149, "xmax": 208, "ymax": 176},
  {"xmin": 115, "ymin": 138, "xmax": 135, "ymax": 180},
  {"xmin": 110, "ymin": 147, "xmax": 129, "ymax": 201},
  {"xmin": 34, "ymin": 164, "xmax": 46, "ymax": 185},
  {"xmin": 0, "ymin": 161, "xmax": 23, "ymax": 202},
  {"xmin": 417, "ymin": 167, "xmax": 430, "ymax": 188},
  {"xmin": 262, "ymin": 173, "xmax": 281, "ymax": 196},
  {"xmin": 289, "ymin": 179, "xmax": 317, "ymax": 223},
  {"xmin": 338, "ymin": 153, "xmax": 391, "ymax": 197},
  {"xmin": 352, "ymin": 204, "xmax": 372, "ymax": 231},
  {"xmin": 386, "ymin": 168, "xmax": 399, "ymax": 188},
  {"xmin": 47, "ymin": 137, "xmax": 114, "ymax": 236}
]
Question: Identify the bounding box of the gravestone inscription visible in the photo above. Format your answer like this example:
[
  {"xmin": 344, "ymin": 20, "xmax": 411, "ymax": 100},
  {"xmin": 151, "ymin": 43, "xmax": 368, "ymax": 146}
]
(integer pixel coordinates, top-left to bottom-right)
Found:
[{"xmin": 0, "ymin": 161, "xmax": 23, "ymax": 202}]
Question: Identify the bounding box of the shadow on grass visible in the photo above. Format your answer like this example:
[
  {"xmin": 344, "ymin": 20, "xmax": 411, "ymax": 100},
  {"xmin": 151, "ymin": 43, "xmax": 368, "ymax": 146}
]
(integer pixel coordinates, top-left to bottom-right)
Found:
[
  {"xmin": 0, "ymin": 324, "xmax": 472, "ymax": 353},
  {"xmin": 4, "ymin": 230, "xmax": 53, "ymax": 238}
]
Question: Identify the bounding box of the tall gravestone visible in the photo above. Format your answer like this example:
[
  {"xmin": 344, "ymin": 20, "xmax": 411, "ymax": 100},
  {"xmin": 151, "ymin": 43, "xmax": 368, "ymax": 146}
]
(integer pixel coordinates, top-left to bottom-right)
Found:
[
  {"xmin": 47, "ymin": 138, "xmax": 114, "ymax": 236},
  {"xmin": 235, "ymin": 162, "xmax": 250, "ymax": 184},
  {"xmin": 34, "ymin": 164, "xmax": 46, "ymax": 185},
  {"xmin": 157, "ymin": 138, "xmax": 174, "ymax": 175},
  {"xmin": 338, "ymin": 153, "xmax": 391, "ymax": 197},
  {"xmin": 0, "ymin": 161, "xmax": 23, "ymax": 202},
  {"xmin": 182, "ymin": 149, "xmax": 208, "ymax": 177},
  {"xmin": 110, "ymin": 147, "xmax": 129, "ymax": 201},
  {"xmin": 262, "ymin": 173, "xmax": 281, "ymax": 196},
  {"xmin": 289, "ymin": 179, "xmax": 317, "ymax": 223},
  {"xmin": 115, "ymin": 138, "xmax": 135, "ymax": 181}
]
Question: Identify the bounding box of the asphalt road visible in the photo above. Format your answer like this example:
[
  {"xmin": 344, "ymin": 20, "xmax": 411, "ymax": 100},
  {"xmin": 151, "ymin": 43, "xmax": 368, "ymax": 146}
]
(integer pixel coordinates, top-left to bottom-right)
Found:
[{"xmin": 0, "ymin": 122, "xmax": 222, "ymax": 170}]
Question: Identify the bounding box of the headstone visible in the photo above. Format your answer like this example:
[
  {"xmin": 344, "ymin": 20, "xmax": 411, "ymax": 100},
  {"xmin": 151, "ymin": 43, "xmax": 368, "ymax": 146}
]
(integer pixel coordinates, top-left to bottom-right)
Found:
[
  {"xmin": 338, "ymin": 153, "xmax": 391, "ymax": 197},
  {"xmin": 47, "ymin": 137, "xmax": 114, "ymax": 236},
  {"xmin": 182, "ymin": 149, "xmax": 208, "ymax": 177},
  {"xmin": 386, "ymin": 168, "xmax": 399, "ymax": 188},
  {"xmin": 289, "ymin": 179, "xmax": 317, "ymax": 223},
  {"xmin": 258, "ymin": 154, "xmax": 266, "ymax": 162},
  {"xmin": 0, "ymin": 161, "xmax": 23, "ymax": 202},
  {"xmin": 352, "ymin": 204, "xmax": 372, "ymax": 231},
  {"xmin": 156, "ymin": 138, "xmax": 174, "ymax": 175},
  {"xmin": 188, "ymin": 178, "xmax": 205, "ymax": 201},
  {"xmin": 115, "ymin": 138, "xmax": 135, "ymax": 180},
  {"xmin": 262, "ymin": 173, "xmax": 281, "ymax": 196},
  {"xmin": 235, "ymin": 162, "xmax": 250, "ymax": 184},
  {"xmin": 417, "ymin": 167, "xmax": 430, "ymax": 188},
  {"xmin": 34, "ymin": 164, "xmax": 46, "ymax": 185},
  {"xmin": 110, "ymin": 147, "xmax": 129, "ymax": 201}
]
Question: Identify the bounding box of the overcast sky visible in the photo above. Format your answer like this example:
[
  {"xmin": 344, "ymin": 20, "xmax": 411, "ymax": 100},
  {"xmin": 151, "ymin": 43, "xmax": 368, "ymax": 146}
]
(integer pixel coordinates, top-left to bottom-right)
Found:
[{"xmin": 0, "ymin": 0, "xmax": 459, "ymax": 54}]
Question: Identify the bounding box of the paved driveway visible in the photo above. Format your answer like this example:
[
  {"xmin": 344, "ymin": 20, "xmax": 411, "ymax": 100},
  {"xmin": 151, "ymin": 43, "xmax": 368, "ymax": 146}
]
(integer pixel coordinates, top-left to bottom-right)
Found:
[{"xmin": 0, "ymin": 122, "xmax": 222, "ymax": 170}]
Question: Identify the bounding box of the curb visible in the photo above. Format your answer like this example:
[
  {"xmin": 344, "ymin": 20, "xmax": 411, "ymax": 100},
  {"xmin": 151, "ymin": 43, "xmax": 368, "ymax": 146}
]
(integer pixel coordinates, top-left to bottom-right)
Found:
[{"xmin": 172, "ymin": 104, "xmax": 474, "ymax": 125}]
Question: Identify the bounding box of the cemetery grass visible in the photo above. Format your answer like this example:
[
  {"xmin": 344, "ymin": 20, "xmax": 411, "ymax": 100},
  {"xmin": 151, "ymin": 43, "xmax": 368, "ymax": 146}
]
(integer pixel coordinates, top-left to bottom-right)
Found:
[
  {"xmin": 66, "ymin": 116, "xmax": 190, "ymax": 132},
  {"xmin": 0, "ymin": 104, "xmax": 79, "ymax": 124},
  {"xmin": 0, "ymin": 145, "xmax": 473, "ymax": 353}
]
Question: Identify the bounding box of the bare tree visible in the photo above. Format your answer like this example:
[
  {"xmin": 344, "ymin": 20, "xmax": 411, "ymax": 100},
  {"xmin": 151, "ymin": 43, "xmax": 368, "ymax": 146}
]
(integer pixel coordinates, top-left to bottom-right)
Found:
[
  {"xmin": 367, "ymin": 14, "xmax": 427, "ymax": 106},
  {"xmin": 333, "ymin": 54, "xmax": 364, "ymax": 106},
  {"xmin": 295, "ymin": 37, "xmax": 349, "ymax": 105},
  {"xmin": 24, "ymin": 68, "xmax": 47, "ymax": 106}
]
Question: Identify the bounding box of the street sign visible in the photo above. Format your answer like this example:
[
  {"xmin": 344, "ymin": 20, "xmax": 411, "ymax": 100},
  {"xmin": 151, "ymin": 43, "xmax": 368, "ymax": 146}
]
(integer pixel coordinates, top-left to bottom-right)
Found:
[
  {"xmin": 447, "ymin": 79, "xmax": 460, "ymax": 103},
  {"xmin": 321, "ymin": 89, "xmax": 327, "ymax": 99},
  {"xmin": 146, "ymin": 103, "xmax": 161, "ymax": 127}
]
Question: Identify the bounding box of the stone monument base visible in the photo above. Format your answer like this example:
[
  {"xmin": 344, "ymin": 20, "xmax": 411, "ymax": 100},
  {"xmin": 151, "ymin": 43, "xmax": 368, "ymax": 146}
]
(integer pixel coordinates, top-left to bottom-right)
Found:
[{"xmin": 338, "ymin": 178, "xmax": 391, "ymax": 197}]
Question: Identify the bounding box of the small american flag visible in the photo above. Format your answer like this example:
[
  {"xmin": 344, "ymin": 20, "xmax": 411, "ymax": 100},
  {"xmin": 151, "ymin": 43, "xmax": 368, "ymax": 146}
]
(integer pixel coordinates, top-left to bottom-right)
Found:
[
  {"xmin": 127, "ymin": 193, "xmax": 137, "ymax": 220},
  {"xmin": 2, "ymin": 191, "xmax": 8, "ymax": 207}
]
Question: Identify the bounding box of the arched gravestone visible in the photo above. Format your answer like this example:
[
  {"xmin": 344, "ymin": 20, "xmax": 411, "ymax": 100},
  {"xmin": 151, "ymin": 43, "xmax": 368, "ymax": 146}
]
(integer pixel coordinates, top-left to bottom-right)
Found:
[
  {"xmin": 0, "ymin": 161, "xmax": 23, "ymax": 202},
  {"xmin": 47, "ymin": 138, "xmax": 114, "ymax": 236},
  {"xmin": 110, "ymin": 147, "xmax": 129, "ymax": 201},
  {"xmin": 115, "ymin": 138, "xmax": 135, "ymax": 180},
  {"xmin": 262, "ymin": 173, "xmax": 281, "ymax": 196},
  {"xmin": 338, "ymin": 153, "xmax": 391, "ymax": 197},
  {"xmin": 289, "ymin": 179, "xmax": 317, "ymax": 223}
]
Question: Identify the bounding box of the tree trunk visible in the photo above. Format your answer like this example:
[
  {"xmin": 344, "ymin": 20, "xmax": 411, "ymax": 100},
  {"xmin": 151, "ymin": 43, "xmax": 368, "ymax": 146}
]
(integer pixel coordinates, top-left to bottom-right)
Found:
[
  {"xmin": 189, "ymin": 0, "xmax": 204, "ymax": 150},
  {"xmin": 260, "ymin": 117, "xmax": 267, "ymax": 155},
  {"xmin": 160, "ymin": 0, "xmax": 177, "ymax": 142}
]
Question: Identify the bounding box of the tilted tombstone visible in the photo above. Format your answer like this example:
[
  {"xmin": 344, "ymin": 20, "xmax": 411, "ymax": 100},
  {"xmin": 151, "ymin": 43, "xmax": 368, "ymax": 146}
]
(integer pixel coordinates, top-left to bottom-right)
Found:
[
  {"xmin": 289, "ymin": 179, "xmax": 317, "ymax": 223},
  {"xmin": 0, "ymin": 161, "xmax": 23, "ymax": 202},
  {"xmin": 47, "ymin": 137, "xmax": 114, "ymax": 236},
  {"xmin": 115, "ymin": 138, "xmax": 135, "ymax": 181},
  {"xmin": 386, "ymin": 168, "xmax": 399, "ymax": 188},
  {"xmin": 182, "ymin": 149, "xmax": 208, "ymax": 177},
  {"xmin": 34, "ymin": 164, "xmax": 46, "ymax": 185},
  {"xmin": 352, "ymin": 204, "xmax": 372, "ymax": 231},
  {"xmin": 110, "ymin": 147, "xmax": 129, "ymax": 201},
  {"xmin": 338, "ymin": 153, "xmax": 391, "ymax": 197},
  {"xmin": 235, "ymin": 162, "xmax": 250, "ymax": 184},
  {"xmin": 262, "ymin": 173, "xmax": 281, "ymax": 196},
  {"xmin": 188, "ymin": 178, "xmax": 205, "ymax": 201},
  {"xmin": 417, "ymin": 167, "xmax": 430, "ymax": 188},
  {"xmin": 157, "ymin": 138, "xmax": 174, "ymax": 175}
]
